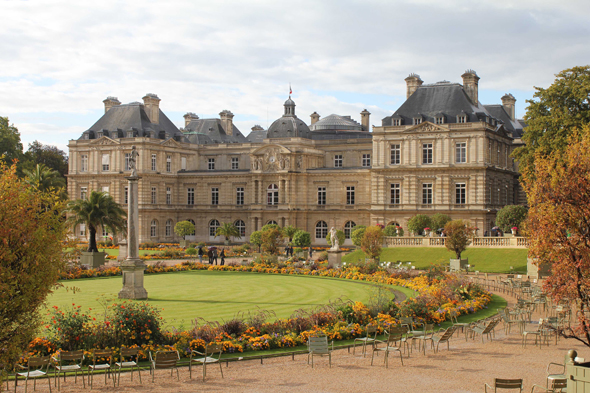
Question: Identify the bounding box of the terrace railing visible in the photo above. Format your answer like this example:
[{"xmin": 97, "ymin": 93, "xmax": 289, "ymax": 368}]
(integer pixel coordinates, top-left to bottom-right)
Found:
[{"xmin": 384, "ymin": 236, "xmax": 528, "ymax": 248}]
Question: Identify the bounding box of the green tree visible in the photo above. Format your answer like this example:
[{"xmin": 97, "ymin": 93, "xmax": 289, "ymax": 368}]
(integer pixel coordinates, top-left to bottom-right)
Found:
[
  {"xmin": 0, "ymin": 116, "xmax": 23, "ymax": 166},
  {"xmin": 250, "ymin": 230, "xmax": 263, "ymax": 252},
  {"xmin": 513, "ymin": 66, "xmax": 590, "ymax": 183},
  {"xmin": 431, "ymin": 213, "xmax": 451, "ymax": 232},
  {"xmin": 444, "ymin": 219, "xmax": 475, "ymax": 259},
  {"xmin": 23, "ymin": 163, "xmax": 67, "ymax": 199},
  {"xmin": 65, "ymin": 191, "xmax": 127, "ymax": 252},
  {"xmin": 215, "ymin": 222, "xmax": 241, "ymax": 242},
  {"xmin": 326, "ymin": 229, "xmax": 345, "ymax": 247},
  {"xmin": 282, "ymin": 225, "xmax": 298, "ymax": 243},
  {"xmin": 361, "ymin": 226, "xmax": 384, "ymax": 260},
  {"xmin": 408, "ymin": 214, "xmax": 432, "ymax": 235},
  {"xmin": 261, "ymin": 223, "xmax": 280, "ymax": 232},
  {"xmin": 292, "ymin": 230, "xmax": 311, "ymax": 248},
  {"xmin": 261, "ymin": 227, "xmax": 284, "ymax": 255},
  {"xmin": 21, "ymin": 140, "xmax": 68, "ymax": 178},
  {"xmin": 495, "ymin": 205, "xmax": 528, "ymax": 233},
  {"xmin": 0, "ymin": 162, "xmax": 68, "ymax": 384},
  {"xmin": 383, "ymin": 225, "xmax": 397, "ymax": 237},
  {"xmin": 174, "ymin": 220, "xmax": 195, "ymax": 239},
  {"xmin": 351, "ymin": 226, "xmax": 367, "ymax": 247}
]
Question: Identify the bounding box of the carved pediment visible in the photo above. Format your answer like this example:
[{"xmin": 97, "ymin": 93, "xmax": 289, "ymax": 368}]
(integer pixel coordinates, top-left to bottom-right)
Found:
[
  {"xmin": 160, "ymin": 138, "xmax": 181, "ymax": 147},
  {"xmin": 90, "ymin": 136, "xmax": 120, "ymax": 145},
  {"xmin": 403, "ymin": 121, "xmax": 448, "ymax": 134},
  {"xmin": 250, "ymin": 145, "xmax": 292, "ymax": 172}
]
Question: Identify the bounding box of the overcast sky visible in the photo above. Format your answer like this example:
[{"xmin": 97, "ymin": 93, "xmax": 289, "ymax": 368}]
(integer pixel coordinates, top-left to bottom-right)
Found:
[{"xmin": 2, "ymin": 0, "xmax": 589, "ymax": 153}]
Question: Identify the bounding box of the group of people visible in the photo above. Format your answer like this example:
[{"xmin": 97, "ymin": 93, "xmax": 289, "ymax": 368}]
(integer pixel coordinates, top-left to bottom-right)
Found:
[
  {"xmin": 284, "ymin": 245, "xmax": 314, "ymax": 259},
  {"xmin": 197, "ymin": 245, "xmax": 226, "ymax": 265}
]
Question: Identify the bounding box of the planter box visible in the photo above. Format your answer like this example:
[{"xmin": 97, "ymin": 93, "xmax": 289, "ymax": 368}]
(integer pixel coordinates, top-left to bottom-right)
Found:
[
  {"xmin": 449, "ymin": 258, "xmax": 469, "ymax": 272},
  {"xmin": 81, "ymin": 251, "xmax": 106, "ymax": 268},
  {"xmin": 527, "ymin": 257, "xmax": 551, "ymax": 278},
  {"xmin": 567, "ymin": 352, "xmax": 590, "ymax": 392}
]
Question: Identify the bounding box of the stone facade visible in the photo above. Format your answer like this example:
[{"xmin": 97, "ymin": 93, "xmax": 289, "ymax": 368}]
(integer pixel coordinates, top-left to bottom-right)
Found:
[{"xmin": 67, "ymin": 71, "xmax": 524, "ymax": 245}]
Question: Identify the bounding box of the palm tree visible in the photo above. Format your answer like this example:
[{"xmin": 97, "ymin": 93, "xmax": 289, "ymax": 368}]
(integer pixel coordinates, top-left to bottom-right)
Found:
[
  {"xmin": 23, "ymin": 163, "xmax": 66, "ymax": 198},
  {"xmin": 215, "ymin": 222, "xmax": 241, "ymax": 243},
  {"xmin": 66, "ymin": 191, "xmax": 127, "ymax": 252}
]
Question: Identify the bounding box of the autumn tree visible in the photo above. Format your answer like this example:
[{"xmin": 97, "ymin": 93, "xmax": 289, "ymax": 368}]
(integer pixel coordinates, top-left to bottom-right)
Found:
[
  {"xmin": 361, "ymin": 226, "xmax": 384, "ymax": 260},
  {"xmin": 0, "ymin": 162, "xmax": 68, "ymax": 385},
  {"xmin": 444, "ymin": 220, "xmax": 475, "ymax": 259},
  {"xmin": 513, "ymin": 65, "xmax": 590, "ymax": 183},
  {"xmin": 525, "ymin": 129, "xmax": 590, "ymax": 346},
  {"xmin": 261, "ymin": 227, "xmax": 284, "ymax": 255}
]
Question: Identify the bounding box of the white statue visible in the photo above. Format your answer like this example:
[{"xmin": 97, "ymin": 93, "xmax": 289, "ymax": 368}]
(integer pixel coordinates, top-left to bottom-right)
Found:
[
  {"xmin": 329, "ymin": 227, "xmax": 340, "ymax": 251},
  {"xmin": 129, "ymin": 145, "xmax": 139, "ymax": 177}
]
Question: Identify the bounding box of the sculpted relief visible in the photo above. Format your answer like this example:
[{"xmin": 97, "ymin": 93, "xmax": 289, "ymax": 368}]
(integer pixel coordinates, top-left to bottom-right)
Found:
[{"xmin": 251, "ymin": 146, "xmax": 292, "ymax": 172}]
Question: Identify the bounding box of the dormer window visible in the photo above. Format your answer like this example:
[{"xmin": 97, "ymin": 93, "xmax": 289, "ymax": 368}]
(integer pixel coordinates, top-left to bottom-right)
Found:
[
  {"xmin": 435, "ymin": 116, "xmax": 445, "ymax": 125},
  {"xmin": 413, "ymin": 117, "xmax": 423, "ymax": 125},
  {"xmin": 392, "ymin": 119, "xmax": 401, "ymax": 126},
  {"xmin": 457, "ymin": 115, "xmax": 467, "ymax": 123},
  {"xmin": 127, "ymin": 131, "xmax": 134, "ymax": 138},
  {"xmin": 97, "ymin": 131, "xmax": 103, "ymax": 138},
  {"xmin": 84, "ymin": 133, "xmax": 89, "ymax": 140}
]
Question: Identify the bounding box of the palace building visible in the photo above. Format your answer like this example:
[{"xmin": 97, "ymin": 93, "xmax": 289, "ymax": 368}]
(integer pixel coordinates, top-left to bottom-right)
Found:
[{"xmin": 67, "ymin": 70, "xmax": 525, "ymax": 245}]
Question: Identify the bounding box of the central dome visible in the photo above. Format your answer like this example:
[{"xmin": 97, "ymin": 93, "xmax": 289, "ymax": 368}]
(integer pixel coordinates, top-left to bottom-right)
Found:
[{"xmin": 267, "ymin": 96, "xmax": 311, "ymax": 139}]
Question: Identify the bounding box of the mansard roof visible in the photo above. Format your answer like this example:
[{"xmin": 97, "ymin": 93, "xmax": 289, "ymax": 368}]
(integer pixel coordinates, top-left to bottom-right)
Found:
[
  {"xmin": 183, "ymin": 118, "xmax": 248, "ymax": 144},
  {"xmin": 483, "ymin": 105, "xmax": 525, "ymax": 139}
]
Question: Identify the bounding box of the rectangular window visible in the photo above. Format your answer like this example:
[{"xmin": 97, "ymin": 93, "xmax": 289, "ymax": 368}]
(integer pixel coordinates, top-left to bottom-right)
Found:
[
  {"xmin": 334, "ymin": 154, "xmax": 343, "ymax": 168},
  {"xmin": 151, "ymin": 154, "xmax": 157, "ymax": 171},
  {"xmin": 236, "ymin": 187, "xmax": 244, "ymax": 205},
  {"xmin": 456, "ymin": 142, "xmax": 467, "ymax": 163},
  {"xmin": 458, "ymin": 115, "xmax": 467, "ymax": 123},
  {"xmin": 435, "ymin": 117, "xmax": 444, "ymax": 125},
  {"xmin": 166, "ymin": 155, "xmax": 171, "ymax": 172},
  {"xmin": 422, "ymin": 183, "xmax": 433, "ymax": 205},
  {"xmin": 102, "ymin": 154, "xmax": 110, "ymax": 171},
  {"xmin": 181, "ymin": 157, "xmax": 187, "ymax": 170},
  {"xmin": 392, "ymin": 119, "xmax": 401, "ymax": 126},
  {"xmin": 126, "ymin": 131, "xmax": 133, "ymax": 138},
  {"xmin": 79, "ymin": 223, "xmax": 86, "ymax": 236},
  {"xmin": 165, "ymin": 221, "xmax": 172, "ymax": 237},
  {"xmin": 390, "ymin": 144, "xmax": 401, "ymax": 165},
  {"xmin": 187, "ymin": 188, "xmax": 194, "ymax": 205},
  {"xmin": 125, "ymin": 153, "xmax": 131, "ymax": 171},
  {"xmin": 362, "ymin": 154, "xmax": 371, "ymax": 167},
  {"xmin": 211, "ymin": 187, "xmax": 219, "ymax": 205},
  {"xmin": 413, "ymin": 118, "xmax": 422, "ymax": 125},
  {"xmin": 124, "ymin": 186, "xmax": 128, "ymax": 204},
  {"xmin": 102, "ymin": 186, "xmax": 109, "ymax": 195},
  {"xmin": 231, "ymin": 157, "xmax": 239, "ymax": 170},
  {"xmin": 317, "ymin": 186, "xmax": 326, "ymax": 205},
  {"xmin": 151, "ymin": 187, "xmax": 157, "ymax": 204},
  {"xmin": 208, "ymin": 158, "xmax": 215, "ymax": 170},
  {"xmin": 346, "ymin": 186, "xmax": 355, "ymax": 205},
  {"xmin": 80, "ymin": 154, "xmax": 88, "ymax": 172},
  {"xmin": 80, "ymin": 186, "xmax": 88, "ymax": 200},
  {"xmin": 422, "ymin": 143, "xmax": 433, "ymax": 164},
  {"xmin": 166, "ymin": 187, "xmax": 171, "ymax": 205},
  {"xmin": 390, "ymin": 183, "xmax": 400, "ymax": 205},
  {"xmin": 455, "ymin": 183, "xmax": 466, "ymax": 204}
]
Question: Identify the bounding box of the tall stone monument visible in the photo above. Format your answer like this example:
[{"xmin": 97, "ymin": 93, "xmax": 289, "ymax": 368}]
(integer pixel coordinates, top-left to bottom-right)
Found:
[{"xmin": 118, "ymin": 146, "xmax": 148, "ymax": 299}]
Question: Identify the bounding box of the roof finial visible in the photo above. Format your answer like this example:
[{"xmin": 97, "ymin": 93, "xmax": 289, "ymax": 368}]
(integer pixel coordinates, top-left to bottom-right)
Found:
[{"xmin": 289, "ymin": 83, "xmax": 292, "ymax": 98}]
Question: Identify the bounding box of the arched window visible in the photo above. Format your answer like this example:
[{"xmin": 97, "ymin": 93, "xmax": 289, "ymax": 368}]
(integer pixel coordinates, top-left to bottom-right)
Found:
[
  {"xmin": 209, "ymin": 219, "xmax": 220, "ymax": 237},
  {"xmin": 150, "ymin": 219, "xmax": 158, "ymax": 237},
  {"xmin": 187, "ymin": 219, "xmax": 196, "ymax": 235},
  {"xmin": 266, "ymin": 220, "xmax": 278, "ymax": 226},
  {"xmin": 344, "ymin": 221, "xmax": 356, "ymax": 239},
  {"xmin": 165, "ymin": 219, "xmax": 173, "ymax": 237},
  {"xmin": 387, "ymin": 221, "xmax": 400, "ymax": 228},
  {"xmin": 315, "ymin": 221, "xmax": 328, "ymax": 239},
  {"xmin": 267, "ymin": 184, "xmax": 279, "ymax": 205},
  {"xmin": 234, "ymin": 220, "xmax": 246, "ymax": 237}
]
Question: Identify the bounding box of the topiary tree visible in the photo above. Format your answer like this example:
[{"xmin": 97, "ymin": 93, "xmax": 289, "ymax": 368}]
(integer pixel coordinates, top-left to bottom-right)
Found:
[
  {"xmin": 250, "ymin": 230, "xmax": 263, "ymax": 253},
  {"xmin": 361, "ymin": 226, "xmax": 384, "ymax": 260},
  {"xmin": 495, "ymin": 205, "xmax": 528, "ymax": 233},
  {"xmin": 174, "ymin": 220, "xmax": 195, "ymax": 240},
  {"xmin": 383, "ymin": 225, "xmax": 397, "ymax": 237},
  {"xmin": 261, "ymin": 227, "xmax": 284, "ymax": 255},
  {"xmin": 351, "ymin": 225, "xmax": 366, "ymax": 247},
  {"xmin": 444, "ymin": 219, "xmax": 475, "ymax": 259},
  {"xmin": 292, "ymin": 230, "xmax": 311, "ymax": 248},
  {"xmin": 431, "ymin": 213, "xmax": 451, "ymax": 233},
  {"xmin": 407, "ymin": 214, "xmax": 432, "ymax": 236},
  {"xmin": 215, "ymin": 222, "xmax": 241, "ymax": 242},
  {"xmin": 326, "ymin": 229, "xmax": 345, "ymax": 247},
  {"xmin": 282, "ymin": 225, "xmax": 298, "ymax": 244}
]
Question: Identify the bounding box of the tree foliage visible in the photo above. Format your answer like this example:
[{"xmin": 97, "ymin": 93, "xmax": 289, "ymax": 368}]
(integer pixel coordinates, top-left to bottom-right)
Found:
[
  {"xmin": 292, "ymin": 230, "xmax": 311, "ymax": 248},
  {"xmin": 282, "ymin": 225, "xmax": 298, "ymax": 243},
  {"xmin": 0, "ymin": 163, "xmax": 68, "ymax": 383},
  {"xmin": 444, "ymin": 219, "xmax": 475, "ymax": 259},
  {"xmin": 513, "ymin": 65, "xmax": 590, "ymax": 183},
  {"xmin": 0, "ymin": 116, "xmax": 23, "ymax": 166},
  {"xmin": 525, "ymin": 130, "xmax": 590, "ymax": 346},
  {"xmin": 174, "ymin": 220, "xmax": 195, "ymax": 239},
  {"xmin": 65, "ymin": 191, "xmax": 127, "ymax": 252},
  {"xmin": 408, "ymin": 214, "xmax": 432, "ymax": 235},
  {"xmin": 22, "ymin": 140, "xmax": 68, "ymax": 178},
  {"xmin": 261, "ymin": 227, "xmax": 284, "ymax": 255},
  {"xmin": 361, "ymin": 226, "xmax": 383, "ymax": 260},
  {"xmin": 215, "ymin": 222, "xmax": 241, "ymax": 241},
  {"xmin": 326, "ymin": 229, "xmax": 345, "ymax": 247},
  {"xmin": 249, "ymin": 231, "xmax": 263, "ymax": 252},
  {"xmin": 495, "ymin": 205, "xmax": 528, "ymax": 233},
  {"xmin": 351, "ymin": 226, "xmax": 366, "ymax": 247},
  {"xmin": 431, "ymin": 213, "xmax": 451, "ymax": 232},
  {"xmin": 23, "ymin": 163, "xmax": 67, "ymax": 199}
]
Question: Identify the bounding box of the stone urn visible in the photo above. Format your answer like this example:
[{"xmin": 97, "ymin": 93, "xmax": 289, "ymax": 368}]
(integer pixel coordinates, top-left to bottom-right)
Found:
[{"xmin": 449, "ymin": 258, "xmax": 469, "ymax": 273}]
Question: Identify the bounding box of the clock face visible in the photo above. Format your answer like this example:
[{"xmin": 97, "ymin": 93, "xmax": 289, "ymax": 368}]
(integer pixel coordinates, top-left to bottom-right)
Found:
[{"xmin": 269, "ymin": 156, "xmax": 275, "ymax": 163}]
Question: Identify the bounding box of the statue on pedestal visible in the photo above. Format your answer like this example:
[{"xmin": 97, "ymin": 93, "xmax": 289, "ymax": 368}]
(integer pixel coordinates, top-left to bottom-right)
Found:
[{"xmin": 329, "ymin": 227, "xmax": 340, "ymax": 251}]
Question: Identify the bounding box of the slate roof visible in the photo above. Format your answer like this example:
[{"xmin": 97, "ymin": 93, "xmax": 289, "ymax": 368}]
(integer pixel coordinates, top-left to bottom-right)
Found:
[
  {"xmin": 309, "ymin": 114, "xmax": 363, "ymax": 131},
  {"xmin": 80, "ymin": 102, "xmax": 186, "ymax": 141},
  {"xmin": 483, "ymin": 105, "xmax": 525, "ymax": 139},
  {"xmin": 267, "ymin": 116, "xmax": 312, "ymax": 139},
  {"xmin": 183, "ymin": 118, "xmax": 248, "ymax": 144},
  {"xmin": 246, "ymin": 127, "xmax": 267, "ymax": 143}
]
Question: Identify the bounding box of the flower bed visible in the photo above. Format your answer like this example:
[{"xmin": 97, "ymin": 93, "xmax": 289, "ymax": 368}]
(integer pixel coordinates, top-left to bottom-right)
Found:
[{"xmin": 25, "ymin": 261, "xmax": 492, "ymax": 364}]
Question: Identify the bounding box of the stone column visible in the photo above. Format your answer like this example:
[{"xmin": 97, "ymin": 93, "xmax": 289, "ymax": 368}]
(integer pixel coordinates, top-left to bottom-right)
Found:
[{"xmin": 119, "ymin": 172, "xmax": 148, "ymax": 299}]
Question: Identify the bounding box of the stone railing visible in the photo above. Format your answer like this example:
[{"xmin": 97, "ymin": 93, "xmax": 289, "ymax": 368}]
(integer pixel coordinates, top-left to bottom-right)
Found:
[{"xmin": 384, "ymin": 236, "xmax": 528, "ymax": 248}]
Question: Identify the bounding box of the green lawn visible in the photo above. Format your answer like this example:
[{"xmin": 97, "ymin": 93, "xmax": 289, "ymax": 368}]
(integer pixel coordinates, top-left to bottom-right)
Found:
[
  {"xmin": 343, "ymin": 247, "xmax": 528, "ymax": 273},
  {"xmin": 48, "ymin": 271, "xmax": 399, "ymax": 328}
]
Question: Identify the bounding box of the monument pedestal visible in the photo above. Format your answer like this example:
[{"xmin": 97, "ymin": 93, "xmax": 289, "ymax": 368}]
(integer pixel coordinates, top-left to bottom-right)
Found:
[
  {"xmin": 118, "ymin": 258, "xmax": 148, "ymax": 299},
  {"xmin": 328, "ymin": 250, "xmax": 342, "ymax": 269},
  {"xmin": 118, "ymin": 239, "xmax": 128, "ymax": 261},
  {"xmin": 81, "ymin": 251, "xmax": 106, "ymax": 268}
]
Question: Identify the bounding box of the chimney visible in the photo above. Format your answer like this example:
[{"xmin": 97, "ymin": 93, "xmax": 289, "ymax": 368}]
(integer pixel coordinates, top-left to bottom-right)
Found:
[
  {"xmin": 461, "ymin": 70, "xmax": 480, "ymax": 106},
  {"xmin": 310, "ymin": 112, "xmax": 320, "ymax": 125},
  {"xmin": 142, "ymin": 93, "xmax": 161, "ymax": 124},
  {"xmin": 360, "ymin": 109, "xmax": 371, "ymax": 131},
  {"xmin": 404, "ymin": 73, "xmax": 423, "ymax": 99},
  {"xmin": 501, "ymin": 93, "xmax": 516, "ymax": 121},
  {"xmin": 251, "ymin": 125, "xmax": 264, "ymax": 132},
  {"xmin": 219, "ymin": 110, "xmax": 234, "ymax": 136},
  {"xmin": 103, "ymin": 96, "xmax": 121, "ymax": 113},
  {"xmin": 183, "ymin": 112, "xmax": 199, "ymax": 128}
]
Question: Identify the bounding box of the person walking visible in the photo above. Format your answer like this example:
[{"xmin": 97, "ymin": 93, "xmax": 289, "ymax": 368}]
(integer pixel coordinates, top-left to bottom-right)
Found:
[
  {"xmin": 198, "ymin": 245, "xmax": 204, "ymax": 263},
  {"xmin": 207, "ymin": 248, "xmax": 213, "ymax": 265},
  {"xmin": 220, "ymin": 248, "xmax": 225, "ymax": 266},
  {"xmin": 308, "ymin": 246, "xmax": 313, "ymax": 259},
  {"xmin": 212, "ymin": 248, "xmax": 218, "ymax": 265}
]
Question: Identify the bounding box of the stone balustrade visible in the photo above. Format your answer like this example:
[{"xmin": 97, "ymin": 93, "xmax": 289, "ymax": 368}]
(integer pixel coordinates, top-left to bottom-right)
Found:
[{"xmin": 384, "ymin": 236, "xmax": 528, "ymax": 248}]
